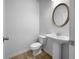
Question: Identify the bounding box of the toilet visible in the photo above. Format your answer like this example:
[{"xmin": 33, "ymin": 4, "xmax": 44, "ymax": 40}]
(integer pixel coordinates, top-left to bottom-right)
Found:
[{"xmin": 30, "ymin": 35, "xmax": 47, "ymax": 56}]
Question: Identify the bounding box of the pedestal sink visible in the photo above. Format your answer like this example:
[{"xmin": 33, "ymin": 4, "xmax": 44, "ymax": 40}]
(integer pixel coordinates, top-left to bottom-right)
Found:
[
  {"xmin": 45, "ymin": 33, "xmax": 69, "ymax": 59},
  {"xmin": 46, "ymin": 33, "xmax": 69, "ymax": 44}
]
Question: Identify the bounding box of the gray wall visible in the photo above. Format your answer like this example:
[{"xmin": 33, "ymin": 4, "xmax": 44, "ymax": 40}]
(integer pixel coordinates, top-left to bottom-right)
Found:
[
  {"xmin": 69, "ymin": 0, "xmax": 75, "ymax": 59},
  {"xmin": 3, "ymin": 0, "xmax": 39, "ymax": 59},
  {"xmin": 61, "ymin": 43, "xmax": 69, "ymax": 59}
]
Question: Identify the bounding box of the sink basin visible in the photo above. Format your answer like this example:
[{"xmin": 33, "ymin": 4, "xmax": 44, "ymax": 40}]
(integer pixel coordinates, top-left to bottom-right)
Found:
[{"xmin": 46, "ymin": 33, "xmax": 69, "ymax": 44}]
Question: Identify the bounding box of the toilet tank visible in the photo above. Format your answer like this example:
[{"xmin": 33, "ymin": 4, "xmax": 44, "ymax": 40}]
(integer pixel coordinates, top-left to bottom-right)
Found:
[{"xmin": 38, "ymin": 35, "xmax": 47, "ymax": 48}]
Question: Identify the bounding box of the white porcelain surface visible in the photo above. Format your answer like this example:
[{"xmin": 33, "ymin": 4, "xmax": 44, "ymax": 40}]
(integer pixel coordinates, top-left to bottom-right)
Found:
[
  {"xmin": 30, "ymin": 42, "xmax": 42, "ymax": 56},
  {"xmin": 46, "ymin": 33, "xmax": 69, "ymax": 44},
  {"xmin": 30, "ymin": 42, "xmax": 42, "ymax": 50},
  {"xmin": 39, "ymin": 35, "xmax": 46, "ymax": 38}
]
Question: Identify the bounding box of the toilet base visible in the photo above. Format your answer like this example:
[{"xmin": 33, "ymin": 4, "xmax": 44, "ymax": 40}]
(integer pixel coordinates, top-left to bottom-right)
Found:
[{"xmin": 32, "ymin": 49, "xmax": 42, "ymax": 56}]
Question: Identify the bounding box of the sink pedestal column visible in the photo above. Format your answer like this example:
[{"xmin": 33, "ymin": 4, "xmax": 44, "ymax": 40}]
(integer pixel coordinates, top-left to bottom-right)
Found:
[{"xmin": 52, "ymin": 42, "xmax": 61, "ymax": 59}]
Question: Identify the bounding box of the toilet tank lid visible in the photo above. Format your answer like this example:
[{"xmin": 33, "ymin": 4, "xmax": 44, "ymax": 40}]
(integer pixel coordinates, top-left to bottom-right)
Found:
[{"xmin": 39, "ymin": 35, "xmax": 46, "ymax": 38}]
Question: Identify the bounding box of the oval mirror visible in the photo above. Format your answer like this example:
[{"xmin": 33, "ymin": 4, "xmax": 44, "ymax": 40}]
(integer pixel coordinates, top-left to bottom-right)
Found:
[{"xmin": 52, "ymin": 3, "xmax": 69, "ymax": 27}]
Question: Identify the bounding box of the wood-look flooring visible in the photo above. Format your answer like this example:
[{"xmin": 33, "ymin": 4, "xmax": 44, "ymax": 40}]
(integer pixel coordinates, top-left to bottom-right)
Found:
[{"xmin": 11, "ymin": 50, "xmax": 52, "ymax": 59}]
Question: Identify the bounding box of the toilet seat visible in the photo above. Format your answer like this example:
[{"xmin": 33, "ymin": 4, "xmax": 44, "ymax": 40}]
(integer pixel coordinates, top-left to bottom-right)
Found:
[{"xmin": 30, "ymin": 42, "xmax": 42, "ymax": 50}]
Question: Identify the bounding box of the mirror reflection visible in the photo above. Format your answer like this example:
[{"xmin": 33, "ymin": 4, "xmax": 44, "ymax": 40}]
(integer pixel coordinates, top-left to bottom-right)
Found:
[{"xmin": 52, "ymin": 3, "xmax": 69, "ymax": 27}]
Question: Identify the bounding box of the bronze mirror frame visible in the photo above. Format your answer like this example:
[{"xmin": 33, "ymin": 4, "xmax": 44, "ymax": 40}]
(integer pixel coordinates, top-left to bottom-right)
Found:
[{"xmin": 52, "ymin": 3, "xmax": 69, "ymax": 27}]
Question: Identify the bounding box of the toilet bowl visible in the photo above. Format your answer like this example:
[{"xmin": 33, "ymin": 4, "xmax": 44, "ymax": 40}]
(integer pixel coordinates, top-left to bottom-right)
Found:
[
  {"xmin": 30, "ymin": 42, "xmax": 42, "ymax": 56},
  {"xmin": 30, "ymin": 35, "xmax": 47, "ymax": 56}
]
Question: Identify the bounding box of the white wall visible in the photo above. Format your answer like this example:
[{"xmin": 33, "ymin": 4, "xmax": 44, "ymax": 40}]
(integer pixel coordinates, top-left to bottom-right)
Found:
[
  {"xmin": 3, "ymin": 0, "xmax": 39, "ymax": 59},
  {"xmin": 3, "ymin": 0, "xmax": 74, "ymax": 59},
  {"xmin": 39, "ymin": 0, "xmax": 69, "ymax": 36},
  {"xmin": 39, "ymin": 0, "xmax": 70, "ymax": 59},
  {"xmin": 39, "ymin": 0, "xmax": 75, "ymax": 59}
]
